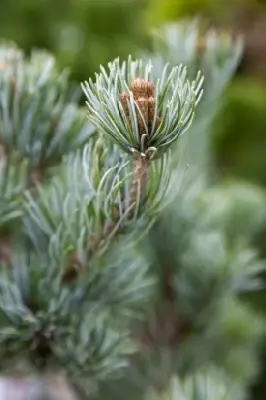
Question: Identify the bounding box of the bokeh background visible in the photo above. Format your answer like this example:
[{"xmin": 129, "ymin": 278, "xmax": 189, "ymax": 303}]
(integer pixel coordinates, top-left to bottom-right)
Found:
[
  {"xmin": 2, "ymin": 0, "xmax": 266, "ymax": 186},
  {"xmin": 1, "ymin": 0, "xmax": 266, "ymax": 398}
]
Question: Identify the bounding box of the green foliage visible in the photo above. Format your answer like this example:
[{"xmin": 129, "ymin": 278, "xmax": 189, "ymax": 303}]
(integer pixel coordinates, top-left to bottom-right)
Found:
[
  {"xmin": 0, "ymin": 252, "xmax": 138, "ymax": 393},
  {"xmin": 144, "ymin": 19, "xmax": 243, "ymax": 173},
  {"xmin": 197, "ymin": 181, "xmax": 266, "ymax": 246},
  {"xmin": 135, "ymin": 189, "xmax": 264, "ymax": 383},
  {"xmin": 114, "ymin": 19, "xmax": 265, "ymax": 400},
  {"xmin": 0, "ymin": 17, "xmax": 266, "ymax": 400},
  {"xmin": 0, "ymin": 44, "xmax": 92, "ymax": 233},
  {"xmin": 82, "ymin": 57, "xmax": 203, "ymax": 158}
]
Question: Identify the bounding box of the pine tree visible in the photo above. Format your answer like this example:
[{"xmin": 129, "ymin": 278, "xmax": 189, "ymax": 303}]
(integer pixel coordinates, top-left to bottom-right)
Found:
[{"xmin": 0, "ymin": 19, "xmax": 265, "ymax": 399}]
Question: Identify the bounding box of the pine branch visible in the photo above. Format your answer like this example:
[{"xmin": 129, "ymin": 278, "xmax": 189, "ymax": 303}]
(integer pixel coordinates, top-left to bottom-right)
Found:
[
  {"xmin": 0, "ymin": 21, "xmax": 263, "ymax": 400},
  {"xmin": 78, "ymin": 56, "xmax": 203, "ymax": 265},
  {"xmin": 0, "ymin": 241, "xmax": 153, "ymax": 394},
  {"xmin": 23, "ymin": 120, "xmax": 176, "ymax": 285},
  {"xmin": 95, "ymin": 22, "xmax": 265, "ymax": 398},
  {"xmin": 0, "ymin": 43, "xmax": 93, "ymax": 231},
  {"xmin": 82, "ymin": 57, "xmax": 203, "ymax": 160},
  {"xmin": 144, "ymin": 19, "xmax": 243, "ymax": 170}
]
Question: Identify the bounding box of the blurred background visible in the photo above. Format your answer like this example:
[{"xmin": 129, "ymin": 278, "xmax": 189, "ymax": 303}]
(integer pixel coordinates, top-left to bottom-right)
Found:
[
  {"xmin": 1, "ymin": 0, "xmax": 266, "ymax": 187},
  {"xmin": 1, "ymin": 0, "xmax": 266, "ymax": 398}
]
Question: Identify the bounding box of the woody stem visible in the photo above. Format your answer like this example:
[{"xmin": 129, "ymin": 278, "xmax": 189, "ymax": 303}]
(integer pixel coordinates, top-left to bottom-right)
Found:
[
  {"xmin": 92, "ymin": 156, "xmax": 149, "ymax": 251},
  {"xmin": 62, "ymin": 155, "xmax": 150, "ymax": 282},
  {"xmin": 129, "ymin": 155, "xmax": 149, "ymax": 208}
]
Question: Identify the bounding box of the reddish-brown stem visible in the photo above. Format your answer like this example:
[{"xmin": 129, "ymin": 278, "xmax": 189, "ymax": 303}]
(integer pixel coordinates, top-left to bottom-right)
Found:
[
  {"xmin": 129, "ymin": 155, "xmax": 149, "ymax": 207},
  {"xmin": 91, "ymin": 155, "xmax": 150, "ymax": 251},
  {"xmin": 61, "ymin": 155, "xmax": 150, "ymax": 282}
]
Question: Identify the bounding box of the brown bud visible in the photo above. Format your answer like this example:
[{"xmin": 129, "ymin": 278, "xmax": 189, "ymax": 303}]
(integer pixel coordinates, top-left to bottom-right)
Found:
[
  {"xmin": 147, "ymin": 81, "xmax": 155, "ymax": 98},
  {"xmin": 120, "ymin": 92, "xmax": 130, "ymax": 117},
  {"xmin": 136, "ymin": 97, "xmax": 149, "ymax": 134},
  {"xmin": 130, "ymin": 78, "xmax": 155, "ymax": 100},
  {"xmin": 119, "ymin": 78, "xmax": 162, "ymax": 143}
]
